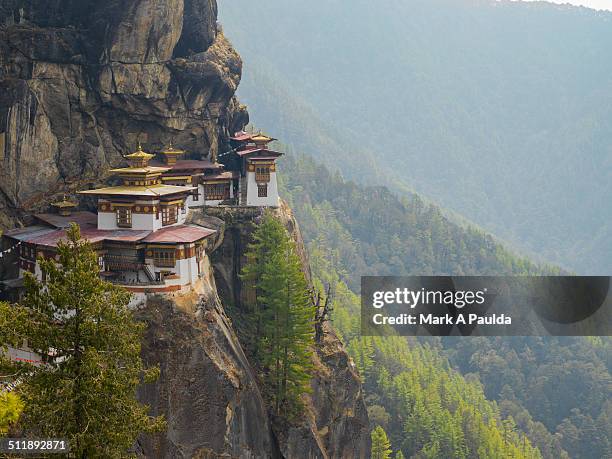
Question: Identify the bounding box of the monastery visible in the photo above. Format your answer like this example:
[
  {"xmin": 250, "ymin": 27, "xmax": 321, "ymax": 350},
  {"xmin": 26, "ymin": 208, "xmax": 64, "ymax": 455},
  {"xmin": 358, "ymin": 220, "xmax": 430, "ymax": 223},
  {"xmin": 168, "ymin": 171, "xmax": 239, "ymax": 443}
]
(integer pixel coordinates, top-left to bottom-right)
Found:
[{"xmin": 1, "ymin": 132, "xmax": 282, "ymax": 293}]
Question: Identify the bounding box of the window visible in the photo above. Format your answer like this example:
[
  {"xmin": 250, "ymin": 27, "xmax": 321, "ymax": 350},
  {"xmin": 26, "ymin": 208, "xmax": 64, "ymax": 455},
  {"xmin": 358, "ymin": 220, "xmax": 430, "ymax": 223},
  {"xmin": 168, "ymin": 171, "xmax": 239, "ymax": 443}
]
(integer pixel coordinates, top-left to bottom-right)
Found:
[
  {"xmin": 258, "ymin": 183, "xmax": 268, "ymax": 197},
  {"xmin": 153, "ymin": 249, "xmax": 176, "ymax": 267},
  {"xmin": 204, "ymin": 183, "xmax": 230, "ymax": 201},
  {"xmin": 161, "ymin": 205, "xmax": 177, "ymax": 226},
  {"xmin": 116, "ymin": 207, "xmax": 132, "ymax": 228},
  {"xmin": 255, "ymin": 166, "xmax": 270, "ymax": 182}
]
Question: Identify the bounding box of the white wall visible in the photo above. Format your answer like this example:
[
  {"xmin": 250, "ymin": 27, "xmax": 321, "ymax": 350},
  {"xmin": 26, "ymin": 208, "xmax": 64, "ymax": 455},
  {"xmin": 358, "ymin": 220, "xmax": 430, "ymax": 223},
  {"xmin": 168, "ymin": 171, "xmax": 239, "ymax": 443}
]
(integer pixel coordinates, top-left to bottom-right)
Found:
[
  {"xmin": 98, "ymin": 206, "xmax": 187, "ymax": 230},
  {"xmin": 143, "ymin": 254, "xmax": 200, "ymax": 287},
  {"xmin": 177, "ymin": 206, "xmax": 188, "ymax": 225},
  {"xmin": 97, "ymin": 211, "xmax": 161, "ymax": 231},
  {"xmin": 186, "ymin": 185, "xmax": 205, "ymax": 208},
  {"xmin": 246, "ymin": 171, "xmax": 280, "ymax": 207}
]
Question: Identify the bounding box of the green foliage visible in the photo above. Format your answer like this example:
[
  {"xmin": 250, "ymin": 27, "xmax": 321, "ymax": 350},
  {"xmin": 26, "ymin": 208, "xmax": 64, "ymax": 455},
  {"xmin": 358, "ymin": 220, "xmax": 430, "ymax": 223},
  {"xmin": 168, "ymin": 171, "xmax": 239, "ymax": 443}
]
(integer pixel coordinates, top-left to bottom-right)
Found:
[
  {"xmin": 280, "ymin": 153, "xmax": 556, "ymax": 294},
  {"xmin": 278, "ymin": 155, "xmax": 559, "ymax": 458},
  {"xmin": 0, "ymin": 391, "xmax": 23, "ymax": 435},
  {"xmin": 12, "ymin": 224, "xmax": 164, "ymax": 457},
  {"xmin": 445, "ymin": 336, "xmax": 612, "ymax": 458},
  {"xmin": 371, "ymin": 425, "xmax": 392, "ymax": 459},
  {"xmin": 221, "ymin": 0, "xmax": 612, "ymax": 274},
  {"xmin": 242, "ymin": 213, "xmax": 316, "ymax": 417}
]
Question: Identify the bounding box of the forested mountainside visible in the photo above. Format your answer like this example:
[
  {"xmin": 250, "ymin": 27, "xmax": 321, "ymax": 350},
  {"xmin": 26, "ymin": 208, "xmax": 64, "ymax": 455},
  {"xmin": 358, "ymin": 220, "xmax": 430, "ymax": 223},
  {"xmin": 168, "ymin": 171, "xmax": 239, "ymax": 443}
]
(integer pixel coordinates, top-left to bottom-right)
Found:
[
  {"xmin": 219, "ymin": 0, "xmax": 612, "ymax": 274},
  {"xmin": 279, "ymin": 152, "xmax": 611, "ymax": 458},
  {"xmin": 279, "ymin": 153, "xmax": 557, "ymax": 292}
]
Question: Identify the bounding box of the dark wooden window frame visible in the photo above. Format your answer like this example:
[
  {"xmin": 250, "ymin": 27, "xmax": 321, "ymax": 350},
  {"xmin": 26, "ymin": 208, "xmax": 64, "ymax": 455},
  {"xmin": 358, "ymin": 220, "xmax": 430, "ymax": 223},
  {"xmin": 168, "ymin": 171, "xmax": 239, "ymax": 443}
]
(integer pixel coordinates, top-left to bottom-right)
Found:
[
  {"xmin": 257, "ymin": 183, "xmax": 268, "ymax": 198},
  {"xmin": 153, "ymin": 249, "xmax": 176, "ymax": 268},
  {"xmin": 204, "ymin": 183, "xmax": 230, "ymax": 201},
  {"xmin": 161, "ymin": 205, "xmax": 178, "ymax": 226},
  {"xmin": 116, "ymin": 207, "xmax": 132, "ymax": 228}
]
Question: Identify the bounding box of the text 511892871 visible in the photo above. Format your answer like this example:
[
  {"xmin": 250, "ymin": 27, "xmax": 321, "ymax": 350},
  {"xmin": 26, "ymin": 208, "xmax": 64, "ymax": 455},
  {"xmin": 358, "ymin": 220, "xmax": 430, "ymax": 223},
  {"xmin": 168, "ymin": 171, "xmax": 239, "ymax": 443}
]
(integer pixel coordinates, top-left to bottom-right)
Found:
[{"xmin": 0, "ymin": 438, "xmax": 69, "ymax": 454}]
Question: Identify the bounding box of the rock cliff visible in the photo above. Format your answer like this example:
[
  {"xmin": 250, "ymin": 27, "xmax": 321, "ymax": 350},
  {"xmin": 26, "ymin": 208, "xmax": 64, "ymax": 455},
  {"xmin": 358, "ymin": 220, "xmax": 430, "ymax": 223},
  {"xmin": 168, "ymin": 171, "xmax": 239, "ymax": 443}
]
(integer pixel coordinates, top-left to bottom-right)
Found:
[
  {"xmin": 136, "ymin": 205, "xmax": 370, "ymax": 458},
  {"xmin": 0, "ymin": 2, "xmax": 370, "ymax": 457},
  {"xmin": 0, "ymin": 0, "xmax": 248, "ymax": 228},
  {"xmin": 135, "ymin": 270, "xmax": 280, "ymax": 458},
  {"xmin": 201, "ymin": 205, "xmax": 370, "ymax": 458}
]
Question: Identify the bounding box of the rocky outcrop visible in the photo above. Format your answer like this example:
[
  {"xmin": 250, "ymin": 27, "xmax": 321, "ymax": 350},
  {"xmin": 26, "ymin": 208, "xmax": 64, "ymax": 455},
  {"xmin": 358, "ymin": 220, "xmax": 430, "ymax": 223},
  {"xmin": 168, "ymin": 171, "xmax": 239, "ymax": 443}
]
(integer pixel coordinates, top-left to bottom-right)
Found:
[
  {"xmin": 135, "ymin": 273, "xmax": 280, "ymax": 458},
  {"xmin": 0, "ymin": 0, "xmax": 248, "ymax": 228},
  {"xmin": 205, "ymin": 205, "xmax": 371, "ymax": 458},
  {"xmin": 135, "ymin": 206, "xmax": 370, "ymax": 458}
]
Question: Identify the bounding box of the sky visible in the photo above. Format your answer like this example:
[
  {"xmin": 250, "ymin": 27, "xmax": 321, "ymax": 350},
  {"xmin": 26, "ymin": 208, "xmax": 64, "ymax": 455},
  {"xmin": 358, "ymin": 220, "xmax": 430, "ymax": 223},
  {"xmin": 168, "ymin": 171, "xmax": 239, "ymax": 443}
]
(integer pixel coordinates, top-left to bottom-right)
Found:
[{"xmin": 519, "ymin": 0, "xmax": 612, "ymax": 11}]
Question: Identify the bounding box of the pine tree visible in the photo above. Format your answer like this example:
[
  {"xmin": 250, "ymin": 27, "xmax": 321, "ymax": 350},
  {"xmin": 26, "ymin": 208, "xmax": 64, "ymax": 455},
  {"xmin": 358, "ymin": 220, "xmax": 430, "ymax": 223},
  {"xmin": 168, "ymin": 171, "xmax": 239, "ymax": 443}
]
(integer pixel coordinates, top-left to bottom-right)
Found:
[
  {"xmin": 241, "ymin": 212, "xmax": 289, "ymax": 359},
  {"xmin": 0, "ymin": 391, "xmax": 23, "ymax": 435},
  {"xmin": 371, "ymin": 425, "xmax": 393, "ymax": 459},
  {"xmin": 13, "ymin": 224, "xmax": 164, "ymax": 456},
  {"xmin": 0, "ymin": 301, "xmax": 27, "ymax": 435},
  {"xmin": 242, "ymin": 212, "xmax": 315, "ymax": 417}
]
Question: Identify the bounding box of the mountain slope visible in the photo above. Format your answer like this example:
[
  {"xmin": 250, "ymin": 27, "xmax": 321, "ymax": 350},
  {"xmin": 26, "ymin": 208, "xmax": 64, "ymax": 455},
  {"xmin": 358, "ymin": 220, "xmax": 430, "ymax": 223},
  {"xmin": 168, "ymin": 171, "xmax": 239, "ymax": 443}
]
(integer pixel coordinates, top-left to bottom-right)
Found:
[
  {"xmin": 219, "ymin": 0, "xmax": 612, "ymax": 274},
  {"xmin": 279, "ymin": 152, "xmax": 609, "ymax": 458}
]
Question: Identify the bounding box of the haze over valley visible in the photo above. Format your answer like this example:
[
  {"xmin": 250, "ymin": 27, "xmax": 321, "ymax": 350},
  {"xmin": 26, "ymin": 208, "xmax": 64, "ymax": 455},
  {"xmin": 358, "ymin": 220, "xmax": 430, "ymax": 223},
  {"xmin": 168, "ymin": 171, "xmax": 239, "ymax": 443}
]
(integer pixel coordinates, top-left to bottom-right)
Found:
[{"xmin": 220, "ymin": 0, "xmax": 612, "ymax": 274}]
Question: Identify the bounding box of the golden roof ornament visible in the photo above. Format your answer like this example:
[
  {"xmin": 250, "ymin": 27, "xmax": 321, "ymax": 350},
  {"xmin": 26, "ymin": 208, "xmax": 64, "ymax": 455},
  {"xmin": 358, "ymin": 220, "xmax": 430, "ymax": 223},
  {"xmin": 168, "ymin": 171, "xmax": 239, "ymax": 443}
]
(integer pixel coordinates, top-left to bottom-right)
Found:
[
  {"xmin": 252, "ymin": 132, "xmax": 273, "ymax": 144},
  {"xmin": 51, "ymin": 194, "xmax": 77, "ymax": 215},
  {"xmin": 126, "ymin": 143, "xmax": 155, "ymax": 160},
  {"xmin": 160, "ymin": 142, "xmax": 185, "ymax": 165},
  {"xmin": 125, "ymin": 143, "xmax": 155, "ymax": 167}
]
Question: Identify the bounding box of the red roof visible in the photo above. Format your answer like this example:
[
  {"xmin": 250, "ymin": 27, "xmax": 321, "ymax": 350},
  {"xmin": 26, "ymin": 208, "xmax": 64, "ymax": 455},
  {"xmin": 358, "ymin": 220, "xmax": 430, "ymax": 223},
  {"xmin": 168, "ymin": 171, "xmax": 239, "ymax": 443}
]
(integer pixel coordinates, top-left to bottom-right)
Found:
[
  {"xmin": 34, "ymin": 211, "xmax": 98, "ymax": 229},
  {"xmin": 142, "ymin": 225, "xmax": 216, "ymax": 243},
  {"xmin": 5, "ymin": 221, "xmax": 216, "ymax": 248},
  {"xmin": 150, "ymin": 159, "xmax": 223, "ymax": 171},
  {"xmin": 231, "ymin": 131, "xmax": 278, "ymax": 142},
  {"xmin": 5, "ymin": 227, "xmax": 152, "ymax": 248},
  {"xmin": 230, "ymin": 131, "xmax": 256, "ymax": 142},
  {"xmin": 202, "ymin": 171, "xmax": 238, "ymax": 181},
  {"xmin": 5, "ymin": 226, "xmax": 58, "ymax": 242},
  {"xmin": 236, "ymin": 148, "xmax": 283, "ymax": 158}
]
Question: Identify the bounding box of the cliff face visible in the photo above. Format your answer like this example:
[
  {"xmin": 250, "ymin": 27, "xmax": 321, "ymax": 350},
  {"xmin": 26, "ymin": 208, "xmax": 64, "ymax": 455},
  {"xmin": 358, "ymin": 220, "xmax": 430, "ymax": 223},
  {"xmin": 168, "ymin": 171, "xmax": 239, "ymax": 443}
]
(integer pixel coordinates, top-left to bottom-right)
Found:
[
  {"xmin": 203, "ymin": 205, "xmax": 371, "ymax": 458},
  {"xmin": 135, "ymin": 206, "xmax": 370, "ymax": 458},
  {"xmin": 0, "ymin": 2, "xmax": 370, "ymax": 457},
  {"xmin": 0, "ymin": 0, "xmax": 248, "ymax": 228},
  {"xmin": 135, "ymin": 270, "xmax": 280, "ymax": 458}
]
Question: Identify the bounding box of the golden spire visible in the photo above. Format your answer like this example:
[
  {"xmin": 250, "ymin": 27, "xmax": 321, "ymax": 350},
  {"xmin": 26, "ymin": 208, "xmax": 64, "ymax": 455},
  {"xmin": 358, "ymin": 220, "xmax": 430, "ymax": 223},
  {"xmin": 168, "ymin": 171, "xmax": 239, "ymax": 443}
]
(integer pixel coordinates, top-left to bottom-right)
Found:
[
  {"xmin": 252, "ymin": 132, "xmax": 273, "ymax": 146},
  {"xmin": 160, "ymin": 142, "xmax": 185, "ymax": 165},
  {"xmin": 125, "ymin": 144, "xmax": 155, "ymax": 167},
  {"xmin": 51, "ymin": 194, "xmax": 77, "ymax": 216}
]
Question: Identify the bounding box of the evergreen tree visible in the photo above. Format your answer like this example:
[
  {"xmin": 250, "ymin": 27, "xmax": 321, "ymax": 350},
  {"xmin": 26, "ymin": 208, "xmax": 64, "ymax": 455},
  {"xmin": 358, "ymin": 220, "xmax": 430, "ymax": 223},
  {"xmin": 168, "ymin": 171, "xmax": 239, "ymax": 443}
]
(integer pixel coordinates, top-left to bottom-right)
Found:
[
  {"xmin": 0, "ymin": 391, "xmax": 23, "ymax": 435},
  {"xmin": 0, "ymin": 301, "xmax": 27, "ymax": 435},
  {"xmin": 371, "ymin": 425, "xmax": 392, "ymax": 459},
  {"xmin": 241, "ymin": 212, "xmax": 288, "ymax": 359},
  {"xmin": 242, "ymin": 213, "xmax": 315, "ymax": 417},
  {"xmin": 13, "ymin": 224, "xmax": 164, "ymax": 456}
]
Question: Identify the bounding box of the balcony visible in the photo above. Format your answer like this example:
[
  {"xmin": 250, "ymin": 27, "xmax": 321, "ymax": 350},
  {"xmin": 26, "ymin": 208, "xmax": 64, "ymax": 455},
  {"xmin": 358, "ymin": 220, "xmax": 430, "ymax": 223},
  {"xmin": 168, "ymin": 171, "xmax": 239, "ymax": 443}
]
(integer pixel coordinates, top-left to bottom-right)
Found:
[{"xmin": 102, "ymin": 255, "xmax": 163, "ymax": 286}]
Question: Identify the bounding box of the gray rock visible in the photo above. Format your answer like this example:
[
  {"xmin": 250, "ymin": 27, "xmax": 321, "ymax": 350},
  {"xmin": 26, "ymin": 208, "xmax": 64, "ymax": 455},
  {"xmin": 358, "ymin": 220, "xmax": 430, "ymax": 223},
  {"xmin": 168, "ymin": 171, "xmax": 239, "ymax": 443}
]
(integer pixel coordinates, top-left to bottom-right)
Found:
[{"xmin": 0, "ymin": 0, "xmax": 247, "ymax": 225}]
